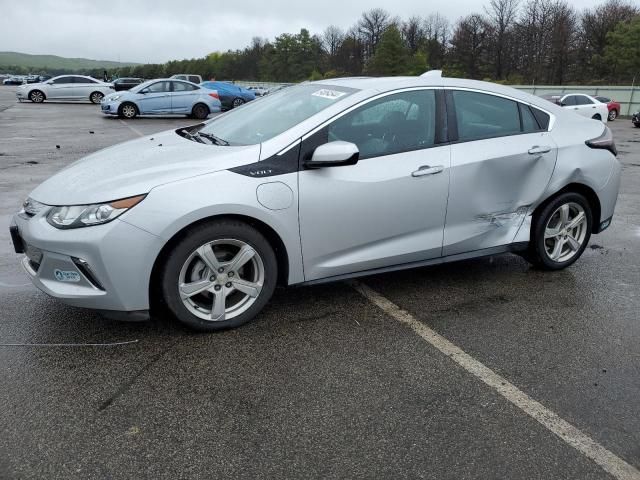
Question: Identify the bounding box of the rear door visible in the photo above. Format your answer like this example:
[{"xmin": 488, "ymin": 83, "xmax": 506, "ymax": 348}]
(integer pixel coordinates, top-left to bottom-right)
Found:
[
  {"xmin": 443, "ymin": 89, "xmax": 557, "ymax": 256},
  {"xmin": 137, "ymin": 81, "xmax": 172, "ymax": 114},
  {"xmin": 72, "ymin": 76, "xmax": 99, "ymax": 100},
  {"xmin": 170, "ymin": 81, "xmax": 199, "ymax": 113}
]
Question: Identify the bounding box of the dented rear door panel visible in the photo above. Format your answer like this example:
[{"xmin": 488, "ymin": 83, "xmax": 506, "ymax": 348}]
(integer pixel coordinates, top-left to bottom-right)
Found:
[{"xmin": 443, "ymin": 132, "xmax": 557, "ymax": 256}]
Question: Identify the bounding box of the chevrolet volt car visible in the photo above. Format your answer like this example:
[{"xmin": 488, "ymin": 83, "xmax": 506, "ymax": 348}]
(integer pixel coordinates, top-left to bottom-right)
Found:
[
  {"xmin": 16, "ymin": 75, "xmax": 114, "ymax": 104},
  {"xmin": 100, "ymin": 79, "xmax": 221, "ymax": 119},
  {"xmin": 10, "ymin": 72, "xmax": 621, "ymax": 331}
]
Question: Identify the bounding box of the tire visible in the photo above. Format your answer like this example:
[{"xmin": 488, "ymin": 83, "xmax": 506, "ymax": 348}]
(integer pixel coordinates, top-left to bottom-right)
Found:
[
  {"xmin": 159, "ymin": 220, "xmax": 278, "ymax": 332},
  {"xmin": 592, "ymin": 114, "xmax": 602, "ymax": 121},
  {"xmin": 90, "ymin": 91, "xmax": 104, "ymax": 104},
  {"xmin": 608, "ymin": 109, "xmax": 617, "ymax": 121},
  {"xmin": 29, "ymin": 90, "xmax": 45, "ymax": 103},
  {"xmin": 526, "ymin": 192, "xmax": 593, "ymax": 270},
  {"xmin": 232, "ymin": 98, "xmax": 245, "ymax": 108},
  {"xmin": 118, "ymin": 102, "xmax": 138, "ymax": 119},
  {"xmin": 191, "ymin": 103, "xmax": 209, "ymax": 120}
]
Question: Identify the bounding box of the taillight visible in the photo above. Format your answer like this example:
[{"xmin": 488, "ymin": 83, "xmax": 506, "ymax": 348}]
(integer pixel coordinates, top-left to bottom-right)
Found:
[
  {"xmin": 586, "ymin": 126, "xmax": 617, "ymax": 156},
  {"xmin": 209, "ymin": 91, "xmax": 219, "ymax": 100}
]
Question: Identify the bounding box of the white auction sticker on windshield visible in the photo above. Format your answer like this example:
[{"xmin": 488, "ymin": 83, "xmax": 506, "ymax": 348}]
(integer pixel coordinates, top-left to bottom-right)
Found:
[{"xmin": 312, "ymin": 89, "xmax": 347, "ymax": 100}]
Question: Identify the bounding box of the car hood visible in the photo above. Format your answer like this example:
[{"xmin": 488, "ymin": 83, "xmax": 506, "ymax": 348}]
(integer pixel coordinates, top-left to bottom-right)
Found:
[{"xmin": 30, "ymin": 129, "xmax": 261, "ymax": 205}]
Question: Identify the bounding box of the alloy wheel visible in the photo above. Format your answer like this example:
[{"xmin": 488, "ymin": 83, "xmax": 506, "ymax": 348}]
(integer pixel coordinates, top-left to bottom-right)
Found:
[
  {"xmin": 608, "ymin": 110, "xmax": 617, "ymax": 121},
  {"xmin": 91, "ymin": 92, "xmax": 104, "ymax": 104},
  {"xmin": 544, "ymin": 202, "xmax": 588, "ymax": 263},
  {"xmin": 232, "ymin": 98, "xmax": 244, "ymax": 108},
  {"xmin": 121, "ymin": 104, "xmax": 136, "ymax": 118},
  {"xmin": 30, "ymin": 91, "xmax": 44, "ymax": 103},
  {"xmin": 178, "ymin": 239, "xmax": 264, "ymax": 322}
]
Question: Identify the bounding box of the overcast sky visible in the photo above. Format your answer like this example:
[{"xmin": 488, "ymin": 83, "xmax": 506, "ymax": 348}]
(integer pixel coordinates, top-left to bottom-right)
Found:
[{"xmin": 1, "ymin": 0, "xmax": 607, "ymax": 64}]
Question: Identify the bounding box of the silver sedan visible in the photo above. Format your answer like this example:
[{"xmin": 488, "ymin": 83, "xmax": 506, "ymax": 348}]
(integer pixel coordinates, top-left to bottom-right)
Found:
[{"xmin": 10, "ymin": 71, "xmax": 621, "ymax": 331}]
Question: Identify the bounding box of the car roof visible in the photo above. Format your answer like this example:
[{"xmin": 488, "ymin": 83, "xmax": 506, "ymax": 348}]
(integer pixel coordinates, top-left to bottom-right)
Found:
[{"xmin": 313, "ymin": 72, "xmax": 556, "ymax": 111}]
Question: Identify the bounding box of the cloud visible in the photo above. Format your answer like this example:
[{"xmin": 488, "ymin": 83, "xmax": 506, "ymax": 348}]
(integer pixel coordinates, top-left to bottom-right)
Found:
[{"xmin": 0, "ymin": 0, "xmax": 606, "ymax": 63}]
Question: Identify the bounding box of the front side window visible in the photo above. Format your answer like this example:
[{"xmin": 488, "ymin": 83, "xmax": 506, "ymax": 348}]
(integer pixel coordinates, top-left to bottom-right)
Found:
[
  {"xmin": 147, "ymin": 81, "xmax": 171, "ymax": 93},
  {"xmin": 562, "ymin": 96, "xmax": 576, "ymax": 106},
  {"xmin": 452, "ymin": 90, "xmax": 520, "ymax": 141},
  {"xmin": 327, "ymin": 90, "xmax": 437, "ymax": 159}
]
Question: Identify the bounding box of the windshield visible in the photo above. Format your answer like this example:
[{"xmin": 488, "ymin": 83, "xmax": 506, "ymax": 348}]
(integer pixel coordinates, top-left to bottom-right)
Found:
[{"xmin": 198, "ymin": 84, "xmax": 358, "ymax": 145}]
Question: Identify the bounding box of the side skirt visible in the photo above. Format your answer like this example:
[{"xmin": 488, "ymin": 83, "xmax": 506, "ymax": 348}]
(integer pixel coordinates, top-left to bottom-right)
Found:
[{"xmin": 298, "ymin": 242, "xmax": 529, "ymax": 286}]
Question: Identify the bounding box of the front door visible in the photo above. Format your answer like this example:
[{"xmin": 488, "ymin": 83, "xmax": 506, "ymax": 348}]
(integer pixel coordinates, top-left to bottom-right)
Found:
[
  {"xmin": 298, "ymin": 89, "xmax": 451, "ymax": 281},
  {"xmin": 47, "ymin": 76, "xmax": 76, "ymax": 99},
  {"xmin": 443, "ymin": 90, "xmax": 557, "ymax": 256},
  {"xmin": 137, "ymin": 81, "xmax": 172, "ymax": 114}
]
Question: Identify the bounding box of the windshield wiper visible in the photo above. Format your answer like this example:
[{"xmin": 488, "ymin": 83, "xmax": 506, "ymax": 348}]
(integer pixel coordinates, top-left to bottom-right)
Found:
[
  {"xmin": 197, "ymin": 132, "xmax": 230, "ymax": 146},
  {"xmin": 180, "ymin": 128, "xmax": 205, "ymax": 144}
]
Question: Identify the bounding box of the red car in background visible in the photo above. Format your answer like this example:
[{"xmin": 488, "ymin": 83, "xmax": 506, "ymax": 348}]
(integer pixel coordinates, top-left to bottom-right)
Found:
[{"xmin": 595, "ymin": 96, "xmax": 621, "ymax": 121}]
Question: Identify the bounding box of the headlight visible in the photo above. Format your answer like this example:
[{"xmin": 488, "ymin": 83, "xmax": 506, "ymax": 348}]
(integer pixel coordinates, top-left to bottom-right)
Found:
[
  {"xmin": 109, "ymin": 94, "xmax": 123, "ymax": 101},
  {"xmin": 47, "ymin": 194, "xmax": 146, "ymax": 229}
]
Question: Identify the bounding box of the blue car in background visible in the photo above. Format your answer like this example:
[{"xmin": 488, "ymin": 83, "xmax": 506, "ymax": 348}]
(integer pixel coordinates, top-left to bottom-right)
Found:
[
  {"xmin": 200, "ymin": 81, "xmax": 255, "ymax": 110},
  {"xmin": 100, "ymin": 79, "xmax": 221, "ymax": 119}
]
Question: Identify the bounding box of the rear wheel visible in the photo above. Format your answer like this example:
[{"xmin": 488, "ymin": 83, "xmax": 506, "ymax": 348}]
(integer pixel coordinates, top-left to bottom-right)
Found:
[
  {"xmin": 29, "ymin": 90, "xmax": 45, "ymax": 103},
  {"xmin": 232, "ymin": 98, "xmax": 245, "ymax": 108},
  {"xmin": 90, "ymin": 91, "xmax": 104, "ymax": 104},
  {"xmin": 191, "ymin": 103, "xmax": 209, "ymax": 120},
  {"xmin": 160, "ymin": 220, "xmax": 277, "ymax": 331},
  {"xmin": 527, "ymin": 192, "xmax": 592, "ymax": 270},
  {"xmin": 607, "ymin": 109, "xmax": 617, "ymax": 121},
  {"xmin": 118, "ymin": 102, "xmax": 138, "ymax": 119}
]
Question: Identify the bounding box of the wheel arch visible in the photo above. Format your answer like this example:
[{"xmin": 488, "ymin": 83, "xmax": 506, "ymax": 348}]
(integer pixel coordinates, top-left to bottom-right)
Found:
[
  {"xmin": 533, "ymin": 183, "xmax": 601, "ymax": 234},
  {"xmin": 149, "ymin": 213, "xmax": 290, "ymax": 311}
]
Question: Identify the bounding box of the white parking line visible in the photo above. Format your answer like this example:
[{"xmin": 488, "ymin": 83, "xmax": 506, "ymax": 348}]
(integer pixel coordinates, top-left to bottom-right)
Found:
[
  {"xmin": 351, "ymin": 280, "xmax": 640, "ymax": 480},
  {"xmin": 118, "ymin": 119, "xmax": 145, "ymax": 138}
]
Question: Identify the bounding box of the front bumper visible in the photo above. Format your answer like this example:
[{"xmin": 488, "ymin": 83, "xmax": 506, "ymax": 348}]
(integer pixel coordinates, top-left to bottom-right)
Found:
[
  {"xmin": 100, "ymin": 99, "xmax": 121, "ymax": 115},
  {"xmin": 11, "ymin": 209, "xmax": 164, "ymax": 312},
  {"xmin": 15, "ymin": 90, "xmax": 27, "ymax": 100}
]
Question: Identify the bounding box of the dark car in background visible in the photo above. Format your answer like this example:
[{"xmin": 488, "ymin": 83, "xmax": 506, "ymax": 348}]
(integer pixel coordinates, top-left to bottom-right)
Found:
[
  {"xmin": 112, "ymin": 77, "xmax": 144, "ymax": 91},
  {"xmin": 632, "ymin": 111, "xmax": 640, "ymax": 127},
  {"xmin": 200, "ymin": 81, "xmax": 255, "ymax": 110},
  {"xmin": 595, "ymin": 96, "xmax": 622, "ymax": 121}
]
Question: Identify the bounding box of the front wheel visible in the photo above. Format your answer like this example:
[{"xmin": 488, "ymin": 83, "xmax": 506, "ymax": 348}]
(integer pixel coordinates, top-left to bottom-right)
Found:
[
  {"xmin": 29, "ymin": 90, "xmax": 45, "ymax": 103},
  {"xmin": 527, "ymin": 192, "xmax": 592, "ymax": 270},
  {"xmin": 608, "ymin": 109, "xmax": 617, "ymax": 121},
  {"xmin": 160, "ymin": 220, "xmax": 277, "ymax": 331},
  {"xmin": 118, "ymin": 102, "xmax": 138, "ymax": 119}
]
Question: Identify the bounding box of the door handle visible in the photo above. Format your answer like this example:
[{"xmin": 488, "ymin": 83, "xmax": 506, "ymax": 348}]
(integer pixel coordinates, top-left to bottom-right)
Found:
[
  {"xmin": 528, "ymin": 145, "xmax": 551, "ymax": 155},
  {"xmin": 412, "ymin": 165, "xmax": 444, "ymax": 177}
]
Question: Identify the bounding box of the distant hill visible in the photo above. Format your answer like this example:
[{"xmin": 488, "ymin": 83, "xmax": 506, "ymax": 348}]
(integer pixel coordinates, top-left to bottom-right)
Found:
[{"xmin": 0, "ymin": 51, "xmax": 139, "ymax": 72}]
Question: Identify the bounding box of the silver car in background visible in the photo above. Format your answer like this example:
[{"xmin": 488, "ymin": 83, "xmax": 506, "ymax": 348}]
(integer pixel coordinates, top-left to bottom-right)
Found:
[
  {"xmin": 16, "ymin": 75, "xmax": 114, "ymax": 104},
  {"xmin": 10, "ymin": 72, "xmax": 621, "ymax": 331}
]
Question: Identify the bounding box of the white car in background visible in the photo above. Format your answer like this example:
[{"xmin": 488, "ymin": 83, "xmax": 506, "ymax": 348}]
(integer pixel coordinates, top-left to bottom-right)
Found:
[
  {"xmin": 543, "ymin": 93, "xmax": 608, "ymax": 122},
  {"xmin": 16, "ymin": 75, "xmax": 114, "ymax": 104}
]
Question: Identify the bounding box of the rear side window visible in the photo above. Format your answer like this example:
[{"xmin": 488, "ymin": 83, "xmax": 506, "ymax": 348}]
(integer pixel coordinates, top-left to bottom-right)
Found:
[
  {"xmin": 188, "ymin": 76, "xmax": 200, "ymax": 84},
  {"xmin": 74, "ymin": 77, "xmax": 97, "ymax": 84},
  {"xmin": 520, "ymin": 104, "xmax": 541, "ymax": 133},
  {"xmin": 172, "ymin": 81, "xmax": 197, "ymax": 92},
  {"xmin": 575, "ymin": 96, "xmax": 593, "ymax": 105},
  {"xmin": 531, "ymin": 107, "xmax": 550, "ymax": 130},
  {"xmin": 452, "ymin": 91, "xmax": 520, "ymax": 141},
  {"xmin": 52, "ymin": 76, "xmax": 74, "ymax": 84}
]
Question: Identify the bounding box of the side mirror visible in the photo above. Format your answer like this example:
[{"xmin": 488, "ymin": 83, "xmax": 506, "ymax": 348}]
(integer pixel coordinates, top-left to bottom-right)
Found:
[
  {"xmin": 140, "ymin": 88, "xmax": 149, "ymax": 94},
  {"xmin": 560, "ymin": 102, "xmax": 567, "ymax": 107},
  {"xmin": 46, "ymin": 81, "xmax": 53, "ymax": 85},
  {"xmin": 305, "ymin": 141, "xmax": 359, "ymax": 168}
]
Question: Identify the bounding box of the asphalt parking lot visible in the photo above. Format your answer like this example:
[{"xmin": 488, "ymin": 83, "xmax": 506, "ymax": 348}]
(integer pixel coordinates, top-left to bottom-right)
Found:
[{"xmin": 0, "ymin": 86, "xmax": 638, "ymax": 480}]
